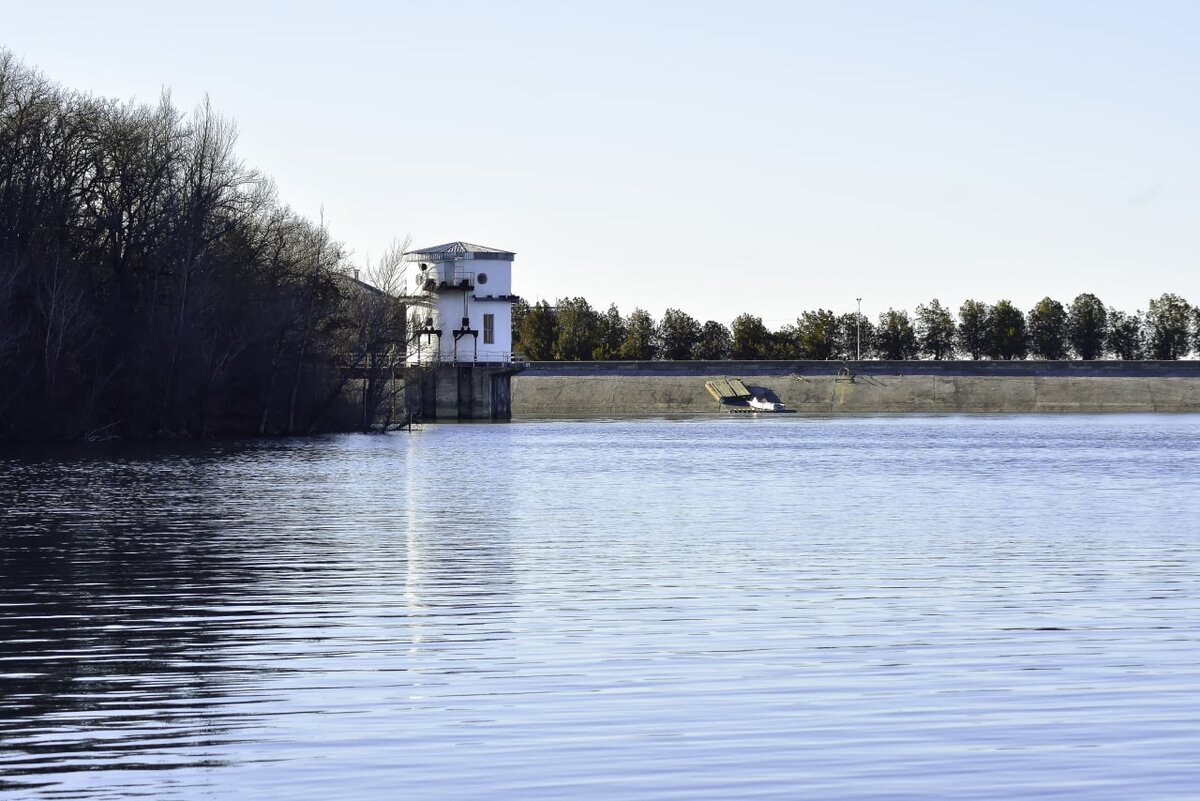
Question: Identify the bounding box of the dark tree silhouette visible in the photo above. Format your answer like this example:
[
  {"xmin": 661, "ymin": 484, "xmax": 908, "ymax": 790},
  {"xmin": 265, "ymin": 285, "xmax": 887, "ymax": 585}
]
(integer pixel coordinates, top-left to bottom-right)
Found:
[
  {"xmin": 1105, "ymin": 309, "xmax": 1144, "ymax": 360},
  {"xmin": 957, "ymin": 300, "xmax": 990, "ymax": 360},
  {"xmin": 0, "ymin": 52, "xmax": 374, "ymax": 441},
  {"xmin": 553, "ymin": 297, "xmax": 601, "ymax": 361},
  {"xmin": 694, "ymin": 320, "xmax": 732, "ymax": 360},
  {"xmin": 1027, "ymin": 297, "xmax": 1068, "ymax": 360},
  {"xmin": 619, "ymin": 308, "xmax": 658, "ymax": 360},
  {"xmin": 877, "ymin": 308, "xmax": 918, "ymax": 360},
  {"xmin": 795, "ymin": 309, "xmax": 840, "ymax": 360},
  {"xmin": 657, "ymin": 308, "xmax": 702, "ymax": 360},
  {"xmin": 730, "ymin": 313, "xmax": 771, "ymax": 359},
  {"xmin": 515, "ymin": 301, "xmax": 558, "ymax": 360},
  {"xmin": 987, "ymin": 300, "xmax": 1028, "ymax": 360},
  {"xmin": 915, "ymin": 300, "xmax": 955, "ymax": 359},
  {"xmin": 1066, "ymin": 293, "xmax": 1108, "ymax": 360},
  {"xmin": 594, "ymin": 303, "xmax": 626, "ymax": 360},
  {"xmin": 1143, "ymin": 293, "xmax": 1193, "ymax": 359}
]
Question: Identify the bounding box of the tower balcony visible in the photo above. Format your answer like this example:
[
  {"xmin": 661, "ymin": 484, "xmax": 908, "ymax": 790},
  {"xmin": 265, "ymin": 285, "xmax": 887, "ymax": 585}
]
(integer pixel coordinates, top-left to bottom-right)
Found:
[{"xmin": 421, "ymin": 270, "xmax": 475, "ymax": 292}]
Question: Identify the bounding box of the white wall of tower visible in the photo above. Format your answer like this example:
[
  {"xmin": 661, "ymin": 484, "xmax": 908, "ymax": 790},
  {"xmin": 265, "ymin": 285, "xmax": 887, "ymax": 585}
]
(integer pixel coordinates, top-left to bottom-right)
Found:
[{"xmin": 405, "ymin": 249, "xmax": 515, "ymax": 365}]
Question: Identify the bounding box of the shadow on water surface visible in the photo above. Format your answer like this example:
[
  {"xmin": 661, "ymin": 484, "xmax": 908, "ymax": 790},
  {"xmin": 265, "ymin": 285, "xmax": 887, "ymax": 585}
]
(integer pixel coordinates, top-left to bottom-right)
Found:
[
  {"xmin": 1, "ymin": 443, "xmax": 285, "ymax": 786},
  {"xmin": 0, "ymin": 435, "xmax": 520, "ymax": 796}
]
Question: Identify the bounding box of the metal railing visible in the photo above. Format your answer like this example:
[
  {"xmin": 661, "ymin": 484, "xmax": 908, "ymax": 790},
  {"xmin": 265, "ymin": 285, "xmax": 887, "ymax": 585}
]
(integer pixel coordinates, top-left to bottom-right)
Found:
[{"xmin": 420, "ymin": 269, "xmax": 474, "ymax": 292}]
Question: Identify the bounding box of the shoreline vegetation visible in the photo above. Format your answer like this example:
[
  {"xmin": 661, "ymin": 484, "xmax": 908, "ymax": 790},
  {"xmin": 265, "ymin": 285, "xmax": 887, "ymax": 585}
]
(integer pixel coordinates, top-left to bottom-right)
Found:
[
  {"xmin": 4, "ymin": 54, "xmax": 1198, "ymax": 442},
  {"xmin": 1, "ymin": 52, "xmax": 407, "ymax": 443},
  {"xmin": 510, "ymin": 362, "xmax": 1200, "ymax": 417},
  {"xmin": 512, "ymin": 294, "xmax": 1200, "ymax": 365}
]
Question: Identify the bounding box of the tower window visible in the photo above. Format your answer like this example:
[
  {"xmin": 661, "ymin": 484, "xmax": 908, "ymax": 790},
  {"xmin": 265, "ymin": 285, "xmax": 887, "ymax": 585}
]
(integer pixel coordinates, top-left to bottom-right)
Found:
[{"xmin": 483, "ymin": 314, "xmax": 495, "ymax": 345}]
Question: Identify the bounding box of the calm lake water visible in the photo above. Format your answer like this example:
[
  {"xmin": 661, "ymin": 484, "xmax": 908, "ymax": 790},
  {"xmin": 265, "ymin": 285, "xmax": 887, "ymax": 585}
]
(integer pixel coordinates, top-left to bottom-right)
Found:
[{"xmin": 2, "ymin": 415, "xmax": 1200, "ymax": 800}]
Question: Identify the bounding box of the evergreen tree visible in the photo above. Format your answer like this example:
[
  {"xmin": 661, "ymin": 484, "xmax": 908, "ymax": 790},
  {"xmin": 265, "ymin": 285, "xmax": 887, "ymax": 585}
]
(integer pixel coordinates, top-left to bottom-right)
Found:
[
  {"xmin": 795, "ymin": 309, "xmax": 840, "ymax": 360},
  {"xmin": 730, "ymin": 313, "xmax": 771, "ymax": 359},
  {"xmin": 657, "ymin": 308, "xmax": 702, "ymax": 360},
  {"xmin": 772, "ymin": 324, "xmax": 802, "ymax": 359},
  {"xmin": 1066, "ymin": 293, "xmax": 1108, "ymax": 360},
  {"xmin": 1193, "ymin": 307, "xmax": 1200, "ymax": 358},
  {"xmin": 836, "ymin": 312, "xmax": 876, "ymax": 359},
  {"xmin": 876, "ymin": 309, "xmax": 918, "ymax": 360},
  {"xmin": 510, "ymin": 298, "xmax": 530, "ymax": 344},
  {"xmin": 987, "ymin": 300, "xmax": 1028, "ymax": 360},
  {"xmin": 1143, "ymin": 293, "xmax": 1193, "ymax": 359},
  {"xmin": 957, "ymin": 300, "xmax": 990, "ymax": 360},
  {"xmin": 1106, "ymin": 309, "xmax": 1144, "ymax": 360},
  {"xmin": 914, "ymin": 299, "xmax": 956, "ymax": 359},
  {"xmin": 515, "ymin": 301, "xmax": 558, "ymax": 360},
  {"xmin": 1027, "ymin": 297, "xmax": 1068, "ymax": 359},
  {"xmin": 619, "ymin": 308, "xmax": 658, "ymax": 360},
  {"xmin": 593, "ymin": 303, "xmax": 626, "ymax": 360},
  {"xmin": 551, "ymin": 297, "xmax": 600, "ymax": 361},
  {"xmin": 694, "ymin": 320, "xmax": 732, "ymax": 360}
]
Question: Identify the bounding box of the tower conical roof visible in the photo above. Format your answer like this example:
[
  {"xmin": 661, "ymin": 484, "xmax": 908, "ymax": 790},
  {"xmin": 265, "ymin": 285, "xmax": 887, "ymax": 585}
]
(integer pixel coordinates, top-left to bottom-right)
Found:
[{"xmin": 403, "ymin": 241, "xmax": 514, "ymax": 260}]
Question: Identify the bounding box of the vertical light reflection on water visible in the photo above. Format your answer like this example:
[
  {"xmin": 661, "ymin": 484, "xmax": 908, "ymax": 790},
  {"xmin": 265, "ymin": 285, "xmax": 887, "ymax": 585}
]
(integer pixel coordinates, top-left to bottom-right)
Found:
[{"xmin": 0, "ymin": 416, "xmax": 1199, "ymax": 800}]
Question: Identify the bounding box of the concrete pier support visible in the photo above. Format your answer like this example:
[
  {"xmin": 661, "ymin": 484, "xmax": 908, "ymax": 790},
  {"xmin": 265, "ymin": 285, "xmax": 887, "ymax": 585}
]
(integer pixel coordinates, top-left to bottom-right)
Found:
[{"xmin": 405, "ymin": 364, "xmax": 523, "ymax": 421}]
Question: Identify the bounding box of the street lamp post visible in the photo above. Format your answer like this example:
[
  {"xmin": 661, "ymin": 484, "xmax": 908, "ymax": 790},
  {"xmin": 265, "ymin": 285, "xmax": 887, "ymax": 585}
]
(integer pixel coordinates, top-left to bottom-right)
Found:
[{"xmin": 856, "ymin": 298, "xmax": 862, "ymax": 361}]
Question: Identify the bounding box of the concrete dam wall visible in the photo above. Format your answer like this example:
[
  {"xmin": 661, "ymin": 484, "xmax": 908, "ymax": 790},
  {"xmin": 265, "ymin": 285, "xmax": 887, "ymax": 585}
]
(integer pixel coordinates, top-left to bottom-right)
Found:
[{"xmin": 511, "ymin": 361, "xmax": 1200, "ymax": 417}]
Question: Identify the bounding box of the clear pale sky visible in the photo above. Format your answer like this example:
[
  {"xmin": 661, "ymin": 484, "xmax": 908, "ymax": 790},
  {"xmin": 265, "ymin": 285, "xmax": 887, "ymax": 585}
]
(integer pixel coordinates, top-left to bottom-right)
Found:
[{"xmin": 6, "ymin": 1, "xmax": 1198, "ymax": 326}]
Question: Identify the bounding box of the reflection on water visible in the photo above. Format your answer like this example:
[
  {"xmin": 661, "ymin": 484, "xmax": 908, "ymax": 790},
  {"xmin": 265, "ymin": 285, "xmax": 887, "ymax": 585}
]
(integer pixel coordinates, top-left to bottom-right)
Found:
[{"xmin": 2, "ymin": 416, "xmax": 1199, "ymax": 799}]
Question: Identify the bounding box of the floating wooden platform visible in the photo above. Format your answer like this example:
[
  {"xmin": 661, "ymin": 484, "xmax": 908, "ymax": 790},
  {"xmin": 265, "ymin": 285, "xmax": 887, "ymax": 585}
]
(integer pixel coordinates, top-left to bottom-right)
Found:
[
  {"xmin": 705, "ymin": 378, "xmax": 794, "ymax": 413},
  {"xmin": 705, "ymin": 378, "xmax": 752, "ymax": 402}
]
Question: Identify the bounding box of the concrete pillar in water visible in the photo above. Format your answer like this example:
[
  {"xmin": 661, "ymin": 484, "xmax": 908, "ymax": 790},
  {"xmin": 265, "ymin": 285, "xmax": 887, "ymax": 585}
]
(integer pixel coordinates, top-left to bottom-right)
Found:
[{"xmin": 404, "ymin": 364, "xmax": 522, "ymax": 421}]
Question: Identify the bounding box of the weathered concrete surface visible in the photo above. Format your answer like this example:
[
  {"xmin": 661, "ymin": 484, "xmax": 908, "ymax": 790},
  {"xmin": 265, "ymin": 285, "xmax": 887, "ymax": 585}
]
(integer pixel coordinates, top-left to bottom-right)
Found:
[
  {"xmin": 511, "ymin": 361, "xmax": 1200, "ymax": 417},
  {"xmin": 405, "ymin": 364, "xmax": 521, "ymax": 420}
]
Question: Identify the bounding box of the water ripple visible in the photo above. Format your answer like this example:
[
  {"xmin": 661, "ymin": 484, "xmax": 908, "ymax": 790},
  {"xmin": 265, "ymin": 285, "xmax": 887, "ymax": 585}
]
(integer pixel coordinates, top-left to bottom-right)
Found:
[{"xmin": 2, "ymin": 416, "xmax": 1199, "ymax": 799}]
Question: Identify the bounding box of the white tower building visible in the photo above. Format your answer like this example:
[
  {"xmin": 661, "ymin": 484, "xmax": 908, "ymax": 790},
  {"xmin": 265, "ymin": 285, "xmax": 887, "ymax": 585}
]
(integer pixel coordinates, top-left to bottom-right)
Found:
[{"xmin": 403, "ymin": 241, "xmax": 518, "ymax": 365}]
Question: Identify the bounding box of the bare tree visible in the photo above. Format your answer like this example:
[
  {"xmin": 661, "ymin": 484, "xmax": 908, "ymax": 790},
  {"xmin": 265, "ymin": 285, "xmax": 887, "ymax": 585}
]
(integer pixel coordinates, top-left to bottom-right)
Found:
[
  {"xmin": 341, "ymin": 237, "xmax": 410, "ymax": 430},
  {"xmin": 159, "ymin": 99, "xmax": 260, "ymax": 433},
  {"xmin": 0, "ymin": 51, "xmax": 383, "ymax": 440}
]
